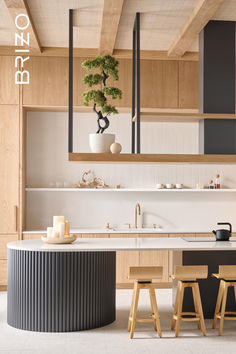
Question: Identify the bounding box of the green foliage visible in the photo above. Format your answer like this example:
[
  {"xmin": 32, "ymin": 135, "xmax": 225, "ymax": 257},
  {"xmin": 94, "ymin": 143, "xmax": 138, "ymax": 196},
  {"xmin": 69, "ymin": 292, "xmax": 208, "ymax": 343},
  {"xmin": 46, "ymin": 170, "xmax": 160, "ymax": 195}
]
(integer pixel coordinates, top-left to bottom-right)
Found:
[
  {"xmin": 83, "ymin": 90, "xmax": 106, "ymax": 107},
  {"xmin": 103, "ymin": 87, "xmax": 122, "ymax": 100},
  {"xmin": 101, "ymin": 104, "xmax": 118, "ymax": 116},
  {"xmin": 82, "ymin": 55, "xmax": 119, "ymax": 81},
  {"xmin": 82, "ymin": 55, "xmax": 122, "ymax": 118},
  {"xmin": 83, "ymin": 74, "xmax": 103, "ymax": 87}
]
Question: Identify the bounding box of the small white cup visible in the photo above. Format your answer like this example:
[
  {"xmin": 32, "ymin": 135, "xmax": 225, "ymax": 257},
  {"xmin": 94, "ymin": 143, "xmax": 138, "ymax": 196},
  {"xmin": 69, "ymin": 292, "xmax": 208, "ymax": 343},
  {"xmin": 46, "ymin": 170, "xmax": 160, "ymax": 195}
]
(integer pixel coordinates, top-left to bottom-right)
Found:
[
  {"xmin": 156, "ymin": 183, "xmax": 164, "ymax": 189},
  {"xmin": 166, "ymin": 183, "xmax": 174, "ymax": 189},
  {"xmin": 176, "ymin": 183, "xmax": 183, "ymax": 189}
]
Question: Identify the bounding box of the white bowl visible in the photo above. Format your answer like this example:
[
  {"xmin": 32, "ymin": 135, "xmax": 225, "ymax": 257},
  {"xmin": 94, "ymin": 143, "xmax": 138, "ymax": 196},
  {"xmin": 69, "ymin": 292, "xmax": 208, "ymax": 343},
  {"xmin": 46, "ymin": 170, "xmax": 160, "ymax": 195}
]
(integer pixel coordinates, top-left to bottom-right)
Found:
[{"xmin": 166, "ymin": 184, "xmax": 174, "ymax": 189}]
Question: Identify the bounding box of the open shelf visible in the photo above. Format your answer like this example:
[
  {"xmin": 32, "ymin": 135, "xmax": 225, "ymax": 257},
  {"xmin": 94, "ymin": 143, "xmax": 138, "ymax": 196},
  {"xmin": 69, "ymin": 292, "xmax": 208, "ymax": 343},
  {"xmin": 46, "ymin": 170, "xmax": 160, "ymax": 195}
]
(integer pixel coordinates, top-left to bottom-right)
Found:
[
  {"xmin": 132, "ymin": 109, "xmax": 236, "ymax": 123},
  {"xmin": 68, "ymin": 153, "xmax": 236, "ymax": 164},
  {"xmin": 25, "ymin": 188, "xmax": 236, "ymax": 192}
]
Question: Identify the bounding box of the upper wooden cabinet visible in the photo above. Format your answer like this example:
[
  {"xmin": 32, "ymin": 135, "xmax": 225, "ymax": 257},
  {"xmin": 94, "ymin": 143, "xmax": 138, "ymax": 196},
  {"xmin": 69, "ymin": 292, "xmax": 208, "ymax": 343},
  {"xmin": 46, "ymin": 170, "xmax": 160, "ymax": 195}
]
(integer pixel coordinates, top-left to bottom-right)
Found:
[
  {"xmin": 22, "ymin": 56, "xmax": 198, "ymax": 109},
  {"xmin": 0, "ymin": 57, "xmax": 19, "ymax": 104},
  {"xmin": 141, "ymin": 60, "xmax": 178, "ymax": 108},
  {"xmin": 0, "ymin": 105, "xmax": 19, "ymax": 234},
  {"xmin": 178, "ymin": 61, "xmax": 198, "ymax": 109},
  {"xmin": 23, "ymin": 57, "xmax": 68, "ymax": 106}
]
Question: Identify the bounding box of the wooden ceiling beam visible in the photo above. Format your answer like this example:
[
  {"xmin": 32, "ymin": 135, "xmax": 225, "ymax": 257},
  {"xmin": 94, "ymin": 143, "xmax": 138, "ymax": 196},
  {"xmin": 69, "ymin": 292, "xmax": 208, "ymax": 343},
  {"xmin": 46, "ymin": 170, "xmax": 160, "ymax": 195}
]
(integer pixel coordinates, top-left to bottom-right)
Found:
[
  {"xmin": 0, "ymin": 46, "xmax": 198, "ymax": 61},
  {"xmin": 4, "ymin": 0, "xmax": 41, "ymax": 54},
  {"xmin": 98, "ymin": 0, "xmax": 124, "ymax": 55},
  {"xmin": 168, "ymin": 0, "xmax": 224, "ymax": 57}
]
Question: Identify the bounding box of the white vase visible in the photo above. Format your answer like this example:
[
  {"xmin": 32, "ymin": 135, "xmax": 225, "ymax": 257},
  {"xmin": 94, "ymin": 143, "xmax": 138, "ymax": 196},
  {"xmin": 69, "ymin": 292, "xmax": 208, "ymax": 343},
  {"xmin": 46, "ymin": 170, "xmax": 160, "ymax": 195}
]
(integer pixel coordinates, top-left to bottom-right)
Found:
[{"xmin": 89, "ymin": 133, "xmax": 115, "ymax": 153}]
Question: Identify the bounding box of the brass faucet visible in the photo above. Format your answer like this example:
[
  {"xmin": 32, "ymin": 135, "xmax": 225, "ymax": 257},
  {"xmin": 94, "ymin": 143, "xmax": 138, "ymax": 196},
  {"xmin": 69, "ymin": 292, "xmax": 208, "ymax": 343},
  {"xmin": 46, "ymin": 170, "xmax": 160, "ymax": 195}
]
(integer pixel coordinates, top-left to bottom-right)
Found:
[{"xmin": 135, "ymin": 203, "xmax": 141, "ymax": 228}]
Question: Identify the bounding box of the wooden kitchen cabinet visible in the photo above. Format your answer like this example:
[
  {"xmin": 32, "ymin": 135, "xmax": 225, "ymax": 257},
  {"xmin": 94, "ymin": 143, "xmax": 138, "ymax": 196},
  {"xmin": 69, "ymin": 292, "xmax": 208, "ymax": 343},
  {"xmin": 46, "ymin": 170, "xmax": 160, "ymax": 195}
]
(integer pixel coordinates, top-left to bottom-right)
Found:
[
  {"xmin": 110, "ymin": 234, "xmax": 139, "ymax": 287},
  {"xmin": 0, "ymin": 260, "xmax": 7, "ymax": 286},
  {"xmin": 0, "ymin": 57, "xmax": 19, "ymax": 104},
  {"xmin": 0, "ymin": 105, "xmax": 19, "ymax": 234},
  {"xmin": 178, "ymin": 61, "xmax": 198, "ymax": 109},
  {"xmin": 22, "ymin": 233, "xmax": 43, "ymax": 240},
  {"xmin": 81, "ymin": 233, "xmax": 109, "ymax": 238},
  {"xmin": 139, "ymin": 234, "xmax": 169, "ymax": 283},
  {"xmin": 141, "ymin": 60, "xmax": 178, "ymax": 108},
  {"xmin": 0, "ymin": 234, "xmax": 18, "ymax": 259}
]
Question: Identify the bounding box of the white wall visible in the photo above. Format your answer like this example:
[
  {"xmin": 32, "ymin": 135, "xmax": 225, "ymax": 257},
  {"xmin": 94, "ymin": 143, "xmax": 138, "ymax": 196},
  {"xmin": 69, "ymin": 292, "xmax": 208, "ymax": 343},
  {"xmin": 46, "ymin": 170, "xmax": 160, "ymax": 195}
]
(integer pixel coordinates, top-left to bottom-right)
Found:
[{"xmin": 26, "ymin": 112, "xmax": 236, "ymax": 231}]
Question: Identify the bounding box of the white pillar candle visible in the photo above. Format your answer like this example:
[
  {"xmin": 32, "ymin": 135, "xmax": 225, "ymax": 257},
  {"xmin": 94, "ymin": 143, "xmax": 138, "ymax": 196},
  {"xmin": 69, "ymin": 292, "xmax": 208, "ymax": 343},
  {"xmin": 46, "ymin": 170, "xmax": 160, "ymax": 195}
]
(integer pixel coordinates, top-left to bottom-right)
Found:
[
  {"xmin": 64, "ymin": 220, "xmax": 70, "ymax": 236},
  {"xmin": 52, "ymin": 227, "xmax": 59, "ymax": 238},
  {"xmin": 58, "ymin": 222, "xmax": 65, "ymax": 239},
  {"xmin": 47, "ymin": 227, "xmax": 53, "ymax": 239},
  {"xmin": 53, "ymin": 216, "xmax": 65, "ymax": 228}
]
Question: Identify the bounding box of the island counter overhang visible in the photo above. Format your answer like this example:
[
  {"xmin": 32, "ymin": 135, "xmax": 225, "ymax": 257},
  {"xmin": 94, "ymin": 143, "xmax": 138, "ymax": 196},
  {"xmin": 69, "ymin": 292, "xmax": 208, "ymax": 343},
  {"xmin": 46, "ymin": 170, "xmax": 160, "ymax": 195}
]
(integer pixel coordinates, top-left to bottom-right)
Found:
[{"xmin": 7, "ymin": 238, "xmax": 236, "ymax": 332}]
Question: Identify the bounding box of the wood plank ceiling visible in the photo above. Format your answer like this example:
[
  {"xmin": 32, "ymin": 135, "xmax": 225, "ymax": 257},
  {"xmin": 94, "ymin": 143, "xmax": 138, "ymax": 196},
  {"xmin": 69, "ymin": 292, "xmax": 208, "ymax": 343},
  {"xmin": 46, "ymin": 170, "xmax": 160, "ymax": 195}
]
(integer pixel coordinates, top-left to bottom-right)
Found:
[{"xmin": 0, "ymin": 0, "xmax": 236, "ymax": 56}]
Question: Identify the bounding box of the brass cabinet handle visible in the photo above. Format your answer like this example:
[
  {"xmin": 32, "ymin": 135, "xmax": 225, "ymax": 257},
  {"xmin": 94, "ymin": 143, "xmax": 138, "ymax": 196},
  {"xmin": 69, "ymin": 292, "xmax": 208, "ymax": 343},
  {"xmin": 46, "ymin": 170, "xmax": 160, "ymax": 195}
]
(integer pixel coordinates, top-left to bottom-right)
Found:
[{"xmin": 14, "ymin": 205, "xmax": 18, "ymax": 232}]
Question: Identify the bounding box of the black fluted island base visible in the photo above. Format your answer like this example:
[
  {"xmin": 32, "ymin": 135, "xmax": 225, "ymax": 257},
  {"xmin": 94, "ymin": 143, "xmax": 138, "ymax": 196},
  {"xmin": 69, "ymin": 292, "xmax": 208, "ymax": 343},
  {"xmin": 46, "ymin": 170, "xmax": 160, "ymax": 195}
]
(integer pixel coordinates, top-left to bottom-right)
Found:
[{"xmin": 7, "ymin": 250, "xmax": 116, "ymax": 332}]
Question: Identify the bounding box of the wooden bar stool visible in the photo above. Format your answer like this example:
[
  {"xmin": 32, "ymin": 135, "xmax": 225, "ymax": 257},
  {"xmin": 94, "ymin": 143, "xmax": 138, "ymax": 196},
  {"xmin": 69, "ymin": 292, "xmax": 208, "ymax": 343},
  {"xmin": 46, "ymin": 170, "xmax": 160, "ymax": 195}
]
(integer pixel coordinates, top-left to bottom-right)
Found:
[
  {"xmin": 171, "ymin": 265, "xmax": 208, "ymax": 337},
  {"xmin": 128, "ymin": 266, "xmax": 163, "ymax": 339},
  {"xmin": 212, "ymin": 265, "xmax": 236, "ymax": 335}
]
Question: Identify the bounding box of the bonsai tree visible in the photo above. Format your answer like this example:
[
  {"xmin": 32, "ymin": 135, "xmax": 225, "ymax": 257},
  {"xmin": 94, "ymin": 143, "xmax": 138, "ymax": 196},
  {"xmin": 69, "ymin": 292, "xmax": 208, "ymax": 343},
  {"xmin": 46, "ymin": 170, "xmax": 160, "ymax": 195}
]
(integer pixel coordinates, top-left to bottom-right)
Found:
[{"xmin": 82, "ymin": 55, "xmax": 122, "ymax": 133}]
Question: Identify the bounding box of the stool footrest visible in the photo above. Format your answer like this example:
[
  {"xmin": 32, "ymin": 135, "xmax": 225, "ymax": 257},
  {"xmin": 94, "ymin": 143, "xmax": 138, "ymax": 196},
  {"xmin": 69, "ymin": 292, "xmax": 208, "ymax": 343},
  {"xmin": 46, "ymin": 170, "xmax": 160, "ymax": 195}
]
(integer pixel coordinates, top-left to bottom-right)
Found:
[
  {"xmin": 216, "ymin": 311, "xmax": 236, "ymax": 320},
  {"xmin": 136, "ymin": 318, "xmax": 156, "ymax": 323}
]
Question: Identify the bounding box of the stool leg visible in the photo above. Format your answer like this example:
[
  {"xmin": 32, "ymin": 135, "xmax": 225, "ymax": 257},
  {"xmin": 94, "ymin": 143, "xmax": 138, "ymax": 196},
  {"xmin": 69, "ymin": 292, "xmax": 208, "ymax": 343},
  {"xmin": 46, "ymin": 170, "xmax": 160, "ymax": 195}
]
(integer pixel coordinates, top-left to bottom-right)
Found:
[
  {"xmin": 219, "ymin": 282, "xmax": 228, "ymax": 336},
  {"xmin": 213, "ymin": 280, "xmax": 224, "ymax": 329},
  {"xmin": 234, "ymin": 284, "xmax": 236, "ymax": 304},
  {"xmin": 149, "ymin": 286, "xmax": 162, "ymax": 338},
  {"xmin": 194, "ymin": 283, "xmax": 206, "ymax": 336},
  {"xmin": 128, "ymin": 285, "xmax": 136, "ymax": 332},
  {"xmin": 192, "ymin": 284, "xmax": 200, "ymax": 329},
  {"xmin": 171, "ymin": 280, "xmax": 181, "ymax": 330},
  {"xmin": 149, "ymin": 287, "xmax": 157, "ymax": 331},
  {"xmin": 175, "ymin": 281, "xmax": 184, "ymax": 337},
  {"xmin": 130, "ymin": 282, "xmax": 140, "ymax": 339}
]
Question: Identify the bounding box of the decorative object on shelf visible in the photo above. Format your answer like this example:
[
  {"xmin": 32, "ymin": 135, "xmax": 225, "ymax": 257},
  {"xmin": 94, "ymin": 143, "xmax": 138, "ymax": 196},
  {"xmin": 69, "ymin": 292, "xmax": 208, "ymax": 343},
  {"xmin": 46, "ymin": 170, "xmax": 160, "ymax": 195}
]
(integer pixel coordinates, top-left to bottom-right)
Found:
[
  {"xmin": 82, "ymin": 55, "xmax": 122, "ymax": 153},
  {"xmin": 166, "ymin": 184, "xmax": 174, "ymax": 189},
  {"xmin": 74, "ymin": 170, "xmax": 109, "ymax": 189},
  {"xmin": 214, "ymin": 174, "xmax": 221, "ymax": 189},
  {"xmin": 175, "ymin": 184, "xmax": 183, "ymax": 189},
  {"xmin": 110, "ymin": 142, "xmax": 122, "ymax": 154},
  {"xmin": 41, "ymin": 234, "xmax": 76, "ymax": 244},
  {"xmin": 208, "ymin": 179, "xmax": 214, "ymax": 189},
  {"xmin": 156, "ymin": 183, "xmax": 164, "ymax": 189},
  {"xmin": 44, "ymin": 216, "xmax": 75, "ymax": 244},
  {"xmin": 114, "ymin": 184, "xmax": 121, "ymax": 189}
]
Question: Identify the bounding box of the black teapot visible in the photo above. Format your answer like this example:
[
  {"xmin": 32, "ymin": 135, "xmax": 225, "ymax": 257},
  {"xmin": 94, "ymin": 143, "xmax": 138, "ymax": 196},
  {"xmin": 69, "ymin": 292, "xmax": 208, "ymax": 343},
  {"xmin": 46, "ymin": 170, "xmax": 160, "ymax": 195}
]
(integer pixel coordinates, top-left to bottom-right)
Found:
[{"xmin": 212, "ymin": 223, "xmax": 232, "ymax": 241}]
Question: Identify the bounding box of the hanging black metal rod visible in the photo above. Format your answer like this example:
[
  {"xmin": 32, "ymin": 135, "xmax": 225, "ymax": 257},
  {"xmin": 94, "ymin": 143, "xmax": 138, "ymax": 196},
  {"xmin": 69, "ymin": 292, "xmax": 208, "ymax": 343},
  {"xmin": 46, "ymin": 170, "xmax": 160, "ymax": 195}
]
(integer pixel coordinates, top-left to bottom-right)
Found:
[
  {"xmin": 136, "ymin": 12, "xmax": 141, "ymax": 154},
  {"xmin": 68, "ymin": 9, "xmax": 73, "ymax": 153},
  {"xmin": 131, "ymin": 26, "xmax": 136, "ymax": 154}
]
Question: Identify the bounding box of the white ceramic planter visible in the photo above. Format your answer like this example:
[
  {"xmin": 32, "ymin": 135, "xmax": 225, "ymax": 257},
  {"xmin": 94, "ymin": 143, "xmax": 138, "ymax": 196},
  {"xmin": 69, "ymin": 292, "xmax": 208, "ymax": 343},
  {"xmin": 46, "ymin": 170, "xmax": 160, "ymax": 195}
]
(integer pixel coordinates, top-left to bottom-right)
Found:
[{"xmin": 89, "ymin": 133, "xmax": 115, "ymax": 153}]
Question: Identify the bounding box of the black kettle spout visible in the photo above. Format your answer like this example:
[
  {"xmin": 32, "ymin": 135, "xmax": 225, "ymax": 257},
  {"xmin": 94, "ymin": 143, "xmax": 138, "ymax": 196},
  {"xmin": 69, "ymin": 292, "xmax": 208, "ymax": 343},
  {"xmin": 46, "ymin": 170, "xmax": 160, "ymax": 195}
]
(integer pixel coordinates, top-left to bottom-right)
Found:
[{"xmin": 212, "ymin": 230, "xmax": 216, "ymax": 235}]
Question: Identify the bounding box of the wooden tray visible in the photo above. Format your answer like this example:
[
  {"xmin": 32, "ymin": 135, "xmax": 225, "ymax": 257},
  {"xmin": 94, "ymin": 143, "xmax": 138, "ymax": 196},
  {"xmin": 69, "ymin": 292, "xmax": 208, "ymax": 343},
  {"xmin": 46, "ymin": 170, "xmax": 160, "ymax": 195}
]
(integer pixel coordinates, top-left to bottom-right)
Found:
[{"xmin": 41, "ymin": 235, "xmax": 77, "ymax": 244}]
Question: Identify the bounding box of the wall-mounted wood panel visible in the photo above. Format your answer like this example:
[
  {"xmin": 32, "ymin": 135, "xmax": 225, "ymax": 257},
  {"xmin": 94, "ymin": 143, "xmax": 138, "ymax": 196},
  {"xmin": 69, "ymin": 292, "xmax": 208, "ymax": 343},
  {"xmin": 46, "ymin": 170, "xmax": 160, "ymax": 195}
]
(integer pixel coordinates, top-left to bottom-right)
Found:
[
  {"xmin": 141, "ymin": 60, "xmax": 178, "ymax": 108},
  {"xmin": 0, "ymin": 105, "xmax": 19, "ymax": 234},
  {"xmin": 0, "ymin": 57, "xmax": 19, "ymax": 104},
  {"xmin": 179, "ymin": 61, "xmax": 198, "ymax": 109},
  {"xmin": 23, "ymin": 57, "xmax": 68, "ymax": 106}
]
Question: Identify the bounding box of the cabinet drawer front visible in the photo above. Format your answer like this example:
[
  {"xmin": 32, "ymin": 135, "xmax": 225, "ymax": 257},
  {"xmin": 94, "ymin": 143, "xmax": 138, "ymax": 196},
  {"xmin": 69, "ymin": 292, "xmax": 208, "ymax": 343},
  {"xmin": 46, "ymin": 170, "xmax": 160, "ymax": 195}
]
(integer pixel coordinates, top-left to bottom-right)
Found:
[
  {"xmin": 0, "ymin": 235, "xmax": 18, "ymax": 259},
  {"xmin": 0, "ymin": 260, "xmax": 7, "ymax": 285},
  {"xmin": 23, "ymin": 233, "xmax": 44, "ymax": 240}
]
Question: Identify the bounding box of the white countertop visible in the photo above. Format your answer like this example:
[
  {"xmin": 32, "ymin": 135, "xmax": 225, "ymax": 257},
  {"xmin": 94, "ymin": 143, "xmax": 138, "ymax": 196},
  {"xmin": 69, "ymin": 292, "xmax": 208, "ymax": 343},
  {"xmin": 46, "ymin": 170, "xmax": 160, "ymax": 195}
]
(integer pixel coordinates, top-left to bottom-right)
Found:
[
  {"xmin": 22, "ymin": 228, "xmax": 214, "ymax": 234},
  {"xmin": 7, "ymin": 237, "xmax": 236, "ymax": 252}
]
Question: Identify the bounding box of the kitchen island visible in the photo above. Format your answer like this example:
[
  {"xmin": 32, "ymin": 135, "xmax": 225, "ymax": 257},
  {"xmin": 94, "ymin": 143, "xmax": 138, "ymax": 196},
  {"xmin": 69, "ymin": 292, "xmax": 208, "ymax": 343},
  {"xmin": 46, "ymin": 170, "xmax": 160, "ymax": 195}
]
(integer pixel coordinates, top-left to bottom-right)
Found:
[{"xmin": 7, "ymin": 237, "xmax": 236, "ymax": 332}]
